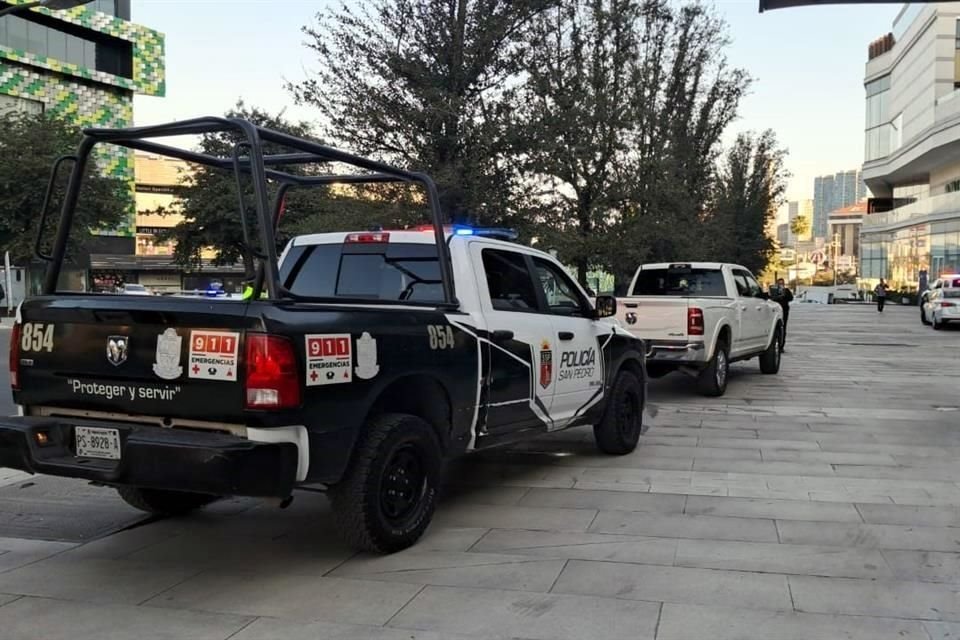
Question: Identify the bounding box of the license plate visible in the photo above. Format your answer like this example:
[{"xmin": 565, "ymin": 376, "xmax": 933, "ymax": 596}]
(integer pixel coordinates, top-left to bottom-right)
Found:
[{"xmin": 75, "ymin": 426, "xmax": 121, "ymax": 460}]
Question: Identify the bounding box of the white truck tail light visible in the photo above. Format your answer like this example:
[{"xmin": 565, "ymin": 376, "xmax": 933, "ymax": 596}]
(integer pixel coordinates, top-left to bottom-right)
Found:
[
  {"xmin": 9, "ymin": 322, "xmax": 20, "ymax": 391},
  {"xmin": 687, "ymin": 307, "xmax": 705, "ymax": 336}
]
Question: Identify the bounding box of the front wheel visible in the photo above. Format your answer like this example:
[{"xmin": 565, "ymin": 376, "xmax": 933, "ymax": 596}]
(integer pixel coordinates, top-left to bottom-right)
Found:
[
  {"xmin": 116, "ymin": 486, "xmax": 219, "ymax": 516},
  {"xmin": 759, "ymin": 328, "xmax": 781, "ymax": 374},
  {"xmin": 697, "ymin": 342, "xmax": 729, "ymax": 397},
  {"xmin": 593, "ymin": 370, "xmax": 644, "ymax": 455},
  {"xmin": 329, "ymin": 413, "xmax": 442, "ymax": 553}
]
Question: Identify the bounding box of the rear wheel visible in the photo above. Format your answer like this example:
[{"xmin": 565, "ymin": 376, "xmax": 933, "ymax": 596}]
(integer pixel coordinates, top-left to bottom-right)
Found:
[
  {"xmin": 593, "ymin": 370, "xmax": 643, "ymax": 455},
  {"xmin": 116, "ymin": 486, "xmax": 219, "ymax": 516},
  {"xmin": 329, "ymin": 413, "xmax": 442, "ymax": 553},
  {"xmin": 697, "ymin": 342, "xmax": 729, "ymax": 397},
  {"xmin": 759, "ymin": 328, "xmax": 781, "ymax": 374},
  {"xmin": 933, "ymin": 313, "xmax": 944, "ymax": 330}
]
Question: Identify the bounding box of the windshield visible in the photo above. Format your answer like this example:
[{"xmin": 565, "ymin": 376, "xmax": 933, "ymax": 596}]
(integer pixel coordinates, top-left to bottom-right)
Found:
[
  {"xmin": 631, "ymin": 268, "xmax": 727, "ymax": 296},
  {"xmin": 279, "ymin": 242, "xmax": 443, "ymax": 303}
]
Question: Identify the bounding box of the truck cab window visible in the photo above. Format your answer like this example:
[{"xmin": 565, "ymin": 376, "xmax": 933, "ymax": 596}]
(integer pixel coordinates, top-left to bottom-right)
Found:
[
  {"xmin": 533, "ymin": 257, "xmax": 588, "ymax": 317},
  {"xmin": 481, "ymin": 249, "xmax": 539, "ymax": 312}
]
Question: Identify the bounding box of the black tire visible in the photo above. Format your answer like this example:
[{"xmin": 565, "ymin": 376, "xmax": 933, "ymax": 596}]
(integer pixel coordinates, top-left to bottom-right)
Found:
[
  {"xmin": 593, "ymin": 370, "xmax": 644, "ymax": 455},
  {"xmin": 116, "ymin": 486, "xmax": 219, "ymax": 516},
  {"xmin": 697, "ymin": 341, "xmax": 729, "ymax": 397},
  {"xmin": 329, "ymin": 413, "xmax": 442, "ymax": 553},
  {"xmin": 921, "ymin": 304, "xmax": 931, "ymax": 325},
  {"xmin": 759, "ymin": 327, "xmax": 782, "ymax": 374},
  {"xmin": 933, "ymin": 314, "xmax": 944, "ymax": 330}
]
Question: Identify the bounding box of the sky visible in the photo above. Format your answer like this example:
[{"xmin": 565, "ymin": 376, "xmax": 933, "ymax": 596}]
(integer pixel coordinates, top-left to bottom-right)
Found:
[{"xmin": 131, "ymin": 0, "xmax": 902, "ymax": 209}]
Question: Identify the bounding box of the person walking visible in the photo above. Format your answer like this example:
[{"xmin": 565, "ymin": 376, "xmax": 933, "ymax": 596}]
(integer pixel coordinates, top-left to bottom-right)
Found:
[
  {"xmin": 874, "ymin": 279, "xmax": 888, "ymax": 312},
  {"xmin": 770, "ymin": 278, "xmax": 794, "ymax": 351}
]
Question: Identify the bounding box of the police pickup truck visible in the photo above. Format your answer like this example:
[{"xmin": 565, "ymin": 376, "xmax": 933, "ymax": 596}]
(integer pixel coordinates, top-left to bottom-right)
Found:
[{"xmin": 0, "ymin": 117, "xmax": 647, "ymax": 553}]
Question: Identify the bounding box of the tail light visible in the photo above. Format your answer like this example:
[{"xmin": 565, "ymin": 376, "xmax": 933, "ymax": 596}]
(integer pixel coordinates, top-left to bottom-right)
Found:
[
  {"xmin": 687, "ymin": 307, "xmax": 705, "ymax": 336},
  {"xmin": 244, "ymin": 334, "xmax": 300, "ymax": 410},
  {"xmin": 8, "ymin": 323, "xmax": 20, "ymax": 391},
  {"xmin": 942, "ymin": 302, "xmax": 956, "ymax": 308}
]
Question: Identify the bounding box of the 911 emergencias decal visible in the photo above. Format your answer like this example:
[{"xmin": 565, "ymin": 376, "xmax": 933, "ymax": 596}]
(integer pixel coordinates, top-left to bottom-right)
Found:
[
  {"xmin": 188, "ymin": 331, "xmax": 239, "ymax": 381},
  {"xmin": 306, "ymin": 334, "xmax": 353, "ymax": 386}
]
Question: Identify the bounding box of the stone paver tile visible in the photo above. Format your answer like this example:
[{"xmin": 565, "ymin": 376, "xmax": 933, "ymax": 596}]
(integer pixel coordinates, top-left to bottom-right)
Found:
[
  {"xmin": 0, "ymin": 593, "xmax": 19, "ymax": 607},
  {"xmin": 637, "ymin": 444, "xmax": 763, "ymax": 460},
  {"xmin": 444, "ymin": 463, "xmax": 579, "ymax": 489},
  {"xmin": 55, "ymin": 524, "xmax": 181, "ymax": 561},
  {"xmin": 387, "ymin": 585, "xmax": 659, "ymax": 640},
  {"xmin": 231, "ymin": 617, "xmax": 484, "ymax": 640},
  {"xmin": 822, "ymin": 443, "xmax": 960, "ymax": 458},
  {"xmin": 432, "ymin": 503, "xmax": 596, "ymax": 531},
  {"xmin": 725, "ymin": 487, "xmax": 815, "ymax": 501},
  {"xmin": 675, "ymin": 539, "xmax": 892, "ymax": 579},
  {"xmin": 882, "ymin": 550, "xmax": 960, "ymax": 584},
  {"xmin": 693, "ymin": 459, "xmax": 836, "ymax": 476},
  {"xmin": 0, "ymin": 537, "xmax": 75, "ymax": 572},
  {"xmin": 0, "ymin": 557, "xmax": 198, "ymax": 605},
  {"xmin": 470, "ymin": 529, "xmax": 677, "ymax": 565},
  {"xmin": 590, "ymin": 511, "xmax": 779, "ymax": 542},
  {"xmin": 146, "ymin": 572, "xmax": 422, "ymax": 625},
  {"xmin": 552, "ymin": 559, "xmax": 791, "ymax": 611},
  {"xmin": 518, "ymin": 487, "xmax": 685, "ymax": 513},
  {"xmin": 0, "ymin": 596, "xmax": 253, "ymax": 640},
  {"xmin": 440, "ymin": 485, "xmax": 530, "ymax": 506},
  {"xmin": 857, "ymin": 504, "xmax": 960, "ymax": 528},
  {"xmin": 414, "ymin": 527, "xmax": 489, "ymax": 552},
  {"xmin": 656, "ymin": 602, "xmax": 928, "ymax": 640},
  {"xmin": 789, "ymin": 575, "xmax": 960, "ymax": 621},
  {"xmin": 699, "ymin": 437, "xmax": 820, "ymax": 451},
  {"xmin": 123, "ymin": 535, "xmax": 350, "ymax": 575},
  {"xmin": 924, "ymin": 621, "xmax": 960, "ymax": 640},
  {"xmin": 760, "ymin": 450, "xmax": 898, "ymax": 465},
  {"xmin": 834, "ymin": 465, "xmax": 960, "ymax": 482},
  {"xmin": 684, "ymin": 495, "xmax": 862, "ymax": 522},
  {"xmin": 577, "ymin": 467, "xmax": 693, "ymax": 484},
  {"xmin": 572, "ymin": 480, "xmax": 652, "ymax": 493},
  {"xmin": 777, "ymin": 520, "xmax": 960, "ymax": 552},
  {"xmin": 330, "ymin": 550, "xmax": 565, "ymax": 592}
]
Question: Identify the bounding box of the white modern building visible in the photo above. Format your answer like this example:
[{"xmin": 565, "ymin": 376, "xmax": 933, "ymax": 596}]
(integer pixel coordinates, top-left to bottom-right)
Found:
[{"xmin": 860, "ymin": 2, "xmax": 960, "ymax": 290}]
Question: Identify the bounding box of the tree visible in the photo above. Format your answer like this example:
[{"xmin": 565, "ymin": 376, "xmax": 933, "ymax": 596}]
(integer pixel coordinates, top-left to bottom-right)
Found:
[
  {"xmin": 790, "ymin": 213, "xmax": 810, "ymax": 239},
  {"xmin": 707, "ymin": 130, "xmax": 789, "ymax": 275},
  {"xmin": 0, "ymin": 111, "xmax": 131, "ymax": 263},
  {"xmin": 289, "ymin": 0, "xmax": 554, "ymax": 228},
  {"xmin": 161, "ymin": 102, "xmax": 429, "ymax": 269},
  {"xmin": 519, "ymin": 0, "xmax": 750, "ymax": 286}
]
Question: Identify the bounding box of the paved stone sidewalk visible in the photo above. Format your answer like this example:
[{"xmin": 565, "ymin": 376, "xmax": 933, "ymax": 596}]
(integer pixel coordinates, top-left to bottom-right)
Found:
[{"xmin": 0, "ymin": 303, "xmax": 959, "ymax": 639}]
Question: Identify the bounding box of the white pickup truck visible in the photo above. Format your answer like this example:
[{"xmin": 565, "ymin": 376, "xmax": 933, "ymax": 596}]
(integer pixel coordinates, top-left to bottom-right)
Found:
[{"xmin": 616, "ymin": 262, "xmax": 783, "ymax": 396}]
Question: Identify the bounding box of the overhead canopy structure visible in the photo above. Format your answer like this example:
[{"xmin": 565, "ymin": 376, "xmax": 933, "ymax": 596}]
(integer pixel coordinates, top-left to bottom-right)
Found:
[{"xmin": 759, "ymin": 0, "xmax": 940, "ymax": 12}]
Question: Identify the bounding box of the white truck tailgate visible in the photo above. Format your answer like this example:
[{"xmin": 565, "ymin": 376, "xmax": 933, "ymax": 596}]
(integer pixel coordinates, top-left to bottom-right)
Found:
[{"xmin": 616, "ymin": 297, "xmax": 691, "ymax": 340}]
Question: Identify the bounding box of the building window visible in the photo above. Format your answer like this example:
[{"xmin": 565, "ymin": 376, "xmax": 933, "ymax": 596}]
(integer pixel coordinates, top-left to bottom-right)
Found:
[
  {"xmin": 865, "ymin": 76, "xmax": 892, "ymax": 161},
  {"xmin": 946, "ymin": 180, "xmax": 960, "ymax": 194},
  {"xmin": 0, "ymin": 15, "xmax": 132, "ymax": 78}
]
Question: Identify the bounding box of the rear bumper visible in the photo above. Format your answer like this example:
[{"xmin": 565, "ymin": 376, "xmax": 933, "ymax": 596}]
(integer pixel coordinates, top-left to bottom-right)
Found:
[
  {"xmin": 0, "ymin": 417, "xmax": 298, "ymax": 498},
  {"xmin": 645, "ymin": 340, "xmax": 706, "ymax": 364}
]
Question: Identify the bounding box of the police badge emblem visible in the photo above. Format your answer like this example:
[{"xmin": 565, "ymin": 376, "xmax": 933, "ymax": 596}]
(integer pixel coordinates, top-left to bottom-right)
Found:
[
  {"xmin": 539, "ymin": 339, "xmax": 552, "ymax": 389},
  {"xmin": 153, "ymin": 328, "xmax": 183, "ymax": 380},
  {"xmin": 354, "ymin": 332, "xmax": 380, "ymax": 380}
]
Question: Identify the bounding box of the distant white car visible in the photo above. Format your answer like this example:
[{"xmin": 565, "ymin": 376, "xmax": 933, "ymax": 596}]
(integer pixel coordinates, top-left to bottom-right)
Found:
[
  {"xmin": 921, "ymin": 274, "xmax": 960, "ymax": 330},
  {"xmin": 120, "ymin": 284, "xmax": 152, "ymax": 296}
]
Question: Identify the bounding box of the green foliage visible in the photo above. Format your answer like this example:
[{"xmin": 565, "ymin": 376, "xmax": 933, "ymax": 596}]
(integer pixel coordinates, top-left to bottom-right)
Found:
[
  {"xmin": 0, "ymin": 111, "xmax": 131, "ymax": 263},
  {"xmin": 708, "ymin": 130, "xmax": 789, "ymax": 275},
  {"xmin": 288, "ymin": 0, "xmax": 555, "ymax": 229},
  {"xmin": 790, "ymin": 214, "xmax": 810, "ymax": 239}
]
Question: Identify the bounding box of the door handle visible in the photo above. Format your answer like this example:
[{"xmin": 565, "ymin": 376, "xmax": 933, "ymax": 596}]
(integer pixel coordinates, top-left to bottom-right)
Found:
[
  {"xmin": 559, "ymin": 331, "xmax": 575, "ymax": 341},
  {"xmin": 491, "ymin": 330, "xmax": 514, "ymax": 342}
]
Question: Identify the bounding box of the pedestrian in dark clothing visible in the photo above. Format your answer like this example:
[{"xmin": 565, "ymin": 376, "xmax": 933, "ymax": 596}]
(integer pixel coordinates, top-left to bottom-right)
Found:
[
  {"xmin": 875, "ymin": 279, "xmax": 888, "ymax": 312},
  {"xmin": 770, "ymin": 278, "xmax": 793, "ymax": 351}
]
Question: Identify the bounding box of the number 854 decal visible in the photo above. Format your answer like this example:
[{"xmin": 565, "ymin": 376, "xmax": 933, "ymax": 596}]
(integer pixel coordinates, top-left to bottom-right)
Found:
[
  {"xmin": 20, "ymin": 322, "xmax": 54, "ymax": 353},
  {"xmin": 427, "ymin": 325, "xmax": 455, "ymax": 350}
]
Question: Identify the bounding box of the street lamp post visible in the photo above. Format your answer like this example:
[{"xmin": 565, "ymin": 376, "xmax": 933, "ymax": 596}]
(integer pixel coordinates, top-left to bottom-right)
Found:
[{"xmin": 0, "ymin": 0, "xmax": 95, "ymax": 18}]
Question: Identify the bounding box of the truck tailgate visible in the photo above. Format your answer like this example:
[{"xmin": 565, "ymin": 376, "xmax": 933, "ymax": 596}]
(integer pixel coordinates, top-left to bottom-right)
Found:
[
  {"xmin": 14, "ymin": 296, "xmax": 259, "ymax": 423},
  {"xmin": 616, "ymin": 296, "xmax": 691, "ymax": 340}
]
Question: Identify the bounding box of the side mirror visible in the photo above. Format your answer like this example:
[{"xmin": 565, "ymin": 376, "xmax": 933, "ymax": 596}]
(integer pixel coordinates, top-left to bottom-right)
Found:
[{"xmin": 594, "ymin": 295, "xmax": 617, "ymax": 319}]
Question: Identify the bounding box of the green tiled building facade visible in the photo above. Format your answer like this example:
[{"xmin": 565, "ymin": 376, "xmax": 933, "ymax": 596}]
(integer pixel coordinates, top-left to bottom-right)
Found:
[{"xmin": 0, "ymin": 0, "xmax": 164, "ymax": 237}]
